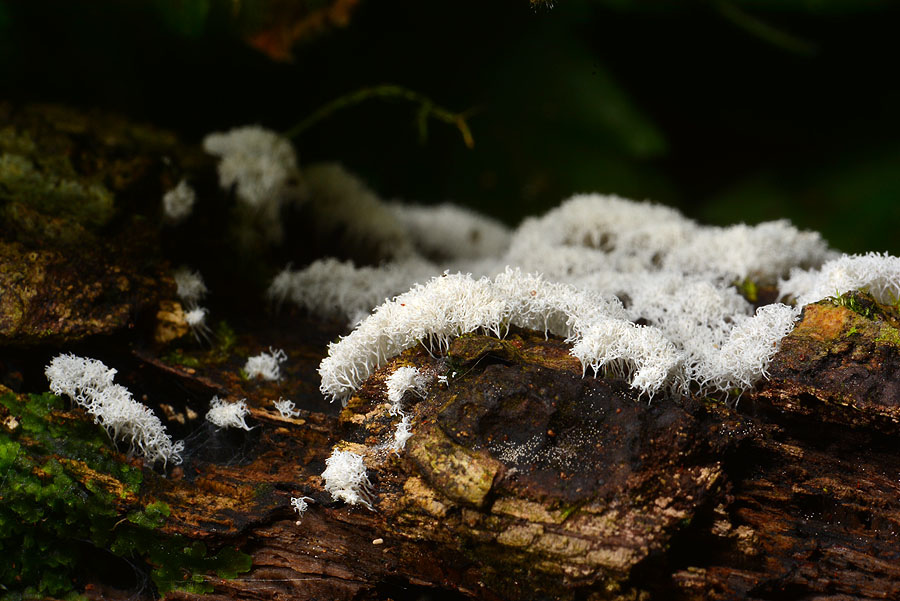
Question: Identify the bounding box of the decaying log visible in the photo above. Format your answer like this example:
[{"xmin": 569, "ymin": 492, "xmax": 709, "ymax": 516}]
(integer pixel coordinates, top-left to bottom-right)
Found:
[
  {"xmin": 2, "ymin": 103, "xmax": 900, "ymax": 601},
  {"xmin": 4, "ymin": 300, "xmax": 893, "ymax": 601},
  {"xmin": 118, "ymin": 301, "xmax": 900, "ymax": 600}
]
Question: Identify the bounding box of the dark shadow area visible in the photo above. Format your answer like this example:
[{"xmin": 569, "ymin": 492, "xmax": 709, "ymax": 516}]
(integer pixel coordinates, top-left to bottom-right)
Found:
[{"xmin": 1, "ymin": 0, "xmax": 898, "ymax": 252}]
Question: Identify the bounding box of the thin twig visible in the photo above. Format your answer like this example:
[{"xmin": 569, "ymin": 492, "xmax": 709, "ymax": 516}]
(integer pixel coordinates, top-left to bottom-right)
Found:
[{"xmin": 284, "ymin": 84, "xmax": 476, "ymax": 148}]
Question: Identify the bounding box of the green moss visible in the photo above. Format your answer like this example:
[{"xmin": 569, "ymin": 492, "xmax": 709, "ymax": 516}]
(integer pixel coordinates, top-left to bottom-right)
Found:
[
  {"xmin": 126, "ymin": 500, "xmax": 172, "ymax": 529},
  {"xmin": 0, "ymin": 392, "xmax": 135, "ymax": 599},
  {"xmin": 163, "ymin": 321, "xmax": 241, "ymax": 371},
  {"xmin": 557, "ymin": 503, "xmax": 580, "ymax": 522},
  {"xmin": 164, "ymin": 348, "xmax": 202, "ymax": 368},
  {"xmin": 213, "ymin": 320, "xmax": 238, "ymax": 356},
  {"xmin": 0, "ymin": 392, "xmax": 251, "ymax": 599},
  {"xmin": 0, "ymin": 152, "xmax": 115, "ymax": 228},
  {"xmin": 828, "ymin": 290, "xmax": 878, "ymax": 320},
  {"xmin": 110, "ymin": 518, "xmax": 252, "ymax": 595},
  {"xmin": 735, "ymin": 278, "xmax": 758, "ymax": 303},
  {"xmin": 875, "ymin": 325, "xmax": 900, "ymax": 347}
]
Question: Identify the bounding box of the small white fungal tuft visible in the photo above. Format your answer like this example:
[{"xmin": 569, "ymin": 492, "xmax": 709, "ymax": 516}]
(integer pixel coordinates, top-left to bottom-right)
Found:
[
  {"xmin": 321, "ymin": 449, "xmax": 373, "ymax": 508},
  {"xmin": 203, "ymin": 126, "xmax": 299, "ymax": 211},
  {"xmin": 173, "ymin": 268, "xmax": 208, "ymax": 305},
  {"xmin": 205, "ymin": 396, "xmax": 252, "ymax": 430},
  {"xmin": 184, "ymin": 306, "xmax": 212, "ymax": 342},
  {"xmin": 273, "ymin": 397, "xmax": 300, "ymax": 418},
  {"xmin": 385, "ymin": 366, "xmax": 431, "ymax": 414},
  {"xmin": 290, "ymin": 496, "xmax": 313, "ymax": 523},
  {"xmin": 162, "ymin": 179, "xmax": 196, "ymax": 222},
  {"xmin": 383, "ymin": 367, "xmax": 430, "ymax": 454},
  {"xmin": 390, "ymin": 415, "xmax": 413, "ymax": 453},
  {"xmin": 245, "ymin": 347, "xmax": 288, "ymax": 381},
  {"xmin": 184, "ymin": 306, "xmax": 208, "ymax": 328}
]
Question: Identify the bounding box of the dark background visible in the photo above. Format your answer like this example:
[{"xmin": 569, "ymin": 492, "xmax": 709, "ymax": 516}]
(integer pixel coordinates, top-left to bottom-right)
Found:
[{"xmin": 2, "ymin": 0, "xmax": 899, "ymax": 254}]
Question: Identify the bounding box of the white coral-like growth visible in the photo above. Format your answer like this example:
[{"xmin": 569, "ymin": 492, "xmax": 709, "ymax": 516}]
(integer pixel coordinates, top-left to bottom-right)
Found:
[
  {"xmin": 268, "ymin": 258, "xmax": 439, "ymax": 324},
  {"xmin": 302, "ymin": 189, "xmax": 829, "ymax": 508},
  {"xmin": 508, "ymin": 194, "xmax": 698, "ymax": 275},
  {"xmin": 663, "ymin": 220, "xmax": 835, "ymax": 283},
  {"xmin": 174, "ymin": 269, "xmax": 211, "ymax": 341},
  {"xmin": 390, "ymin": 415, "xmax": 413, "ymax": 453},
  {"xmin": 318, "ymin": 266, "xmax": 799, "ymax": 402},
  {"xmin": 273, "ymin": 398, "xmax": 300, "ymax": 418},
  {"xmin": 205, "ymin": 396, "xmax": 252, "ymax": 430},
  {"xmin": 319, "ymin": 273, "xmax": 510, "ymax": 403},
  {"xmin": 780, "ymin": 252, "xmax": 900, "ymax": 307},
  {"xmin": 184, "ymin": 306, "xmax": 208, "ymax": 328},
  {"xmin": 493, "ymin": 268, "xmax": 628, "ymax": 338},
  {"xmin": 173, "ymin": 267, "xmax": 208, "ymax": 305},
  {"xmin": 321, "ymin": 449, "xmax": 373, "ymax": 508},
  {"xmin": 385, "ymin": 366, "xmax": 432, "ymax": 414},
  {"xmin": 203, "ymin": 126, "xmax": 299, "ymax": 211},
  {"xmin": 302, "ymin": 163, "xmax": 416, "ymax": 261},
  {"xmin": 389, "ymin": 202, "xmax": 511, "ymax": 261},
  {"xmin": 162, "ymin": 179, "xmax": 196, "ymax": 222},
  {"xmin": 384, "ymin": 367, "xmax": 431, "ymax": 453},
  {"xmin": 570, "ymin": 318, "xmax": 682, "ymax": 397},
  {"xmin": 296, "ymin": 188, "xmax": 826, "ymax": 405},
  {"xmin": 245, "ymin": 348, "xmax": 287, "ymax": 381},
  {"xmin": 290, "ymin": 496, "xmax": 313, "ymax": 522},
  {"xmin": 692, "ymin": 303, "xmax": 799, "ymax": 393},
  {"xmin": 45, "ymin": 354, "xmax": 183, "ymax": 465},
  {"xmin": 318, "ymin": 269, "xmax": 680, "ymax": 402},
  {"xmin": 507, "ymin": 195, "xmax": 832, "ymax": 284}
]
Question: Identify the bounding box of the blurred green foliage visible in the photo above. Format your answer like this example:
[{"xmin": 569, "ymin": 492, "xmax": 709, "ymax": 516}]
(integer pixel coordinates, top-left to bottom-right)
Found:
[{"xmin": 0, "ymin": 0, "xmax": 898, "ymax": 254}]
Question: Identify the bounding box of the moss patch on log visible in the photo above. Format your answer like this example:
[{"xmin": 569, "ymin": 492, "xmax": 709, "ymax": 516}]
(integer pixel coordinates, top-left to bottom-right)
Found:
[
  {"xmin": 756, "ymin": 292, "xmax": 900, "ymax": 431},
  {"xmin": 0, "ymin": 388, "xmax": 251, "ymax": 600}
]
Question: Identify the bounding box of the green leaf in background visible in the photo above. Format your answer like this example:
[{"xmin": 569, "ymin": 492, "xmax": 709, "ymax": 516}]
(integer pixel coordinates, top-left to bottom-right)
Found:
[
  {"xmin": 496, "ymin": 34, "xmax": 667, "ymax": 160},
  {"xmin": 701, "ymin": 147, "xmax": 900, "ymax": 254},
  {"xmin": 151, "ymin": 0, "xmax": 212, "ymax": 37}
]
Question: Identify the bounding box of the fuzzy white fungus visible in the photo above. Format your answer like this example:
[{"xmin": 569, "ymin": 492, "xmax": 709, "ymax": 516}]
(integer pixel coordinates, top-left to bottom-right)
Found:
[
  {"xmin": 162, "ymin": 179, "xmax": 196, "ymax": 222},
  {"xmin": 268, "ymin": 258, "xmax": 438, "ymax": 323},
  {"xmin": 290, "ymin": 496, "xmax": 313, "ymax": 523},
  {"xmin": 273, "ymin": 398, "xmax": 300, "ymax": 418},
  {"xmin": 203, "ymin": 126, "xmax": 299, "ymax": 211},
  {"xmin": 385, "ymin": 366, "xmax": 432, "ymax": 414},
  {"xmin": 45, "ymin": 354, "xmax": 183, "ymax": 466},
  {"xmin": 321, "ymin": 449, "xmax": 373, "ymax": 508},
  {"xmin": 780, "ymin": 252, "xmax": 900, "ymax": 307},
  {"xmin": 300, "ymin": 185, "xmax": 832, "ymax": 403},
  {"xmin": 317, "ymin": 269, "xmax": 685, "ymax": 402},
  {"xmin": 390, "ymin": 415, "xmax": 413, "ymax": 453},
  {"xmin": 264, "ymin": 167, "xmax": 877, "ymax": 512},
  {"xmin": 383, "ymin": 366, "xmax": 432, "ymax": 454},
  {"xmin": 244, "ymin": 347, "xmax": 287, "ymax": 381},
  {"xmin": 205, "ymin": 396, "xmax": 252, "ymax": 430},
  {"xmin": 184, "ymin": 306, "xmax": 208, "ymax": 328},
  {"xmin": 173, "ymin": 267, "xmax": 208, "ymax": 305},
  {"xmin": 388, "ymin": 201, "xmax": 511, "ymax": 261}
]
